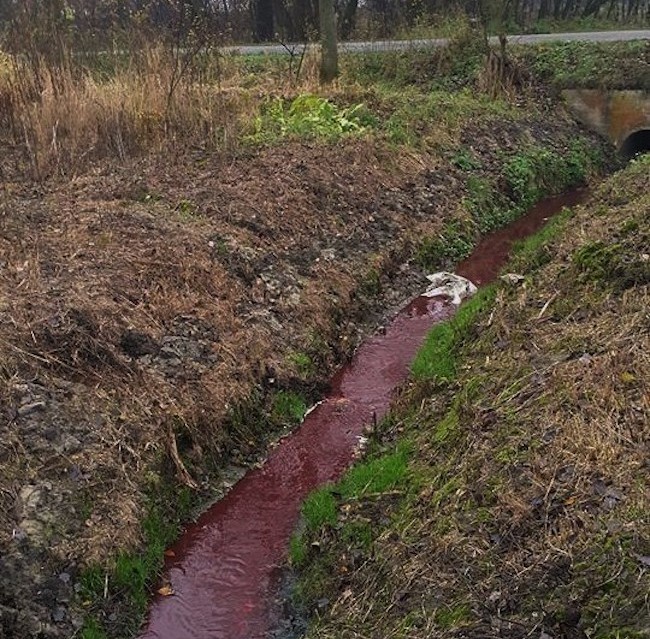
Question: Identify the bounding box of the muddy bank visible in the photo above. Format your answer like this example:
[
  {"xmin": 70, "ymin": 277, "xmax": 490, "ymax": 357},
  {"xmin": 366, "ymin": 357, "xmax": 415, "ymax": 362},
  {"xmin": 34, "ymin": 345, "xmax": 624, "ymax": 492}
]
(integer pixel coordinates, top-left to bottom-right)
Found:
[
  {"xmin": 0, "ymin": 110, "xmax": 607, "ymax": 636},
  {"xmin": 293, "ymin": 157, "xmax": 650, "ymax": 639}
]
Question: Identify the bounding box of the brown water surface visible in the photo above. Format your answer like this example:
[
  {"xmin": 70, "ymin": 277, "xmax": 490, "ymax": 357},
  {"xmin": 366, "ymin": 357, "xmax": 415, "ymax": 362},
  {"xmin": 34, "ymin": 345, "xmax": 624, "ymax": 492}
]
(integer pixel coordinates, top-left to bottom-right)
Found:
[{"xmin": 139, "ymin": 188, "xmax": 587, "ymax": 639}]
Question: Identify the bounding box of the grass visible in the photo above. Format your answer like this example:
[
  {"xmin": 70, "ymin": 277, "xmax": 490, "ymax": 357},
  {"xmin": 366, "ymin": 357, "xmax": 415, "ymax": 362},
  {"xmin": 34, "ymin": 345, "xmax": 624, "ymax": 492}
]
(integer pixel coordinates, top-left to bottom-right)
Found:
[
  {"xmin": 289, "ymin": 441, "xmax": 411, "ymax": 568},
  {"xmin": 78, "ymin": 480, "xmax": 197, "ymax": 636},
  {"xmin": 512, "ymin": 40, "xmax": 650, "ymax": 90},
  {"xmin": 293, "ymin": 157, "xmax": 650, "ymax": 638},
  {"xmin": 81, "ymin": 617, "xmax": 109, "ymax": 639},
  {"xmin": 0, "ymin": 27, "xmax": 621, "ymax": 639},
  {"xmin": 416, "ymin": 138, "xmax": 604, "ymax": 271},
  {"xmin": 2, "ymin": 28, "xmax": 629, "ymax": 179},
  {"xmin": 272, "ymin": 390, "xmax": 308, "ymax": 425},
  {"xmin": 411, "ymin": 286, "xmax": 496, "ymax": 380}
]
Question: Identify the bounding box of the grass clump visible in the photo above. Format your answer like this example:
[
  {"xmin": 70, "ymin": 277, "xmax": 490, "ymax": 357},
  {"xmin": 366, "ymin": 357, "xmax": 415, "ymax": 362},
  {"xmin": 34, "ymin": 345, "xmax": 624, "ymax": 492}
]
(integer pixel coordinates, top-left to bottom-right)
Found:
[
  {"xmin": 80, "ymin": 617, "xmax": 108, "ymax": 639},
  {"xmin": 411, "ymin": 286, "xmax": 496, "ymax": 380},
  {"xmin": 272, "ymin": 390, "xmax": 308, "ymax": 425}
]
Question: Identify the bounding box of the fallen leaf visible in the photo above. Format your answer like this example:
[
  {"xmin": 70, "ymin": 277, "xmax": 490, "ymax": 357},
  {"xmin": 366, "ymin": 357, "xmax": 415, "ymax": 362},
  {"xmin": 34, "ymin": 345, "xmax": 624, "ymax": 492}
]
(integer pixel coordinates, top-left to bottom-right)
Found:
[{"xmin": 164, "ymin": 549, "xmax": 176, "ymax": 558}]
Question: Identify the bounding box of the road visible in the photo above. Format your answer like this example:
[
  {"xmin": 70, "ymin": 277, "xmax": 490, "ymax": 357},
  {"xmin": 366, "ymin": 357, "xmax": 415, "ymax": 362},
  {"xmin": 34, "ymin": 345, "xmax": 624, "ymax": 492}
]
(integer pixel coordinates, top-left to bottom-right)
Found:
[{"xmin": 223, "ymin": 29, "xmax": 650, "ymax": 56}]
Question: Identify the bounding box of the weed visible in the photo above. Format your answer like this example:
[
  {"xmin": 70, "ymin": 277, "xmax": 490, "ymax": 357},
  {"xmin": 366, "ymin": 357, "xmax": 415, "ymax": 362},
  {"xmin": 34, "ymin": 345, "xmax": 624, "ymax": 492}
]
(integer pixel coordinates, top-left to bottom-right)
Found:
[
  {"xmin": 411, "ymin": 286, "xmax": 496, "ymax": 380},
  {"xmin": 574, "ymin": 242, "xmax": 621, "ymax": 280},
  {"xmin": 514, "ymin": 40, "xmax": 649, "ymax": 90},
  {"xmin": 431, "ymin": 476, "xmax": 463, "ymax": 509},
  {"xmin": 175, "ymin": 199, "xmax": 198, "ymax": 219},
  {"xmin": 249, "ymin": 94, "xmax": 370, "ymax": 144},
  {"xmin": 271, "ymin": 390, "xmax": 308, "ymax": 425},
  {"xmin": 288, "ymin": 351, "xmax": 315, "ymax": 378},
  {"xmin": 452, "ymin": 148, "xmax": 482, "ymax": 171}
]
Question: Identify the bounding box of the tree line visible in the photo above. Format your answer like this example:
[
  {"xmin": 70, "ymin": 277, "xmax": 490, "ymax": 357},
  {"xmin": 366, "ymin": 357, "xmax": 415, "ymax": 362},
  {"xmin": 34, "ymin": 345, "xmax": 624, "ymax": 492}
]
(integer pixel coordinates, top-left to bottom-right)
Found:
[{"xmin": 0, "ymin": 0, "xmax": 647, "ymax": 50}]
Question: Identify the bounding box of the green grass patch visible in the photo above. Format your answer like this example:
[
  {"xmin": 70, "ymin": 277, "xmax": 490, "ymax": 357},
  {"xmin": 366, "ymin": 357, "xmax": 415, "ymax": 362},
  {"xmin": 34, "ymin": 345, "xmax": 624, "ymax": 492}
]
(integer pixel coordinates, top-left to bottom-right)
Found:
[
  {"xmin": 287, "ymin": 351, "xmax": 314, "ymax": 378},
  {"xmin": 381, "ymin": 88, "xmax": 514, "ymax": 147},
  {"xmin": 513, "ymin": 40, "xmax": 650, "ymax": 90},
  {"xmin": 338, "ymin": 442, "xmax": 411, "ymax": 498},
  {"xmin": 79, "ymin": 481, "xmax": 197, "ymax": 636},
  {"xmin": 434, "ymin": 602, "xmax": 472, "ymax": 629},
  {"xmin": 290, "ymin": 441, "xmax": 412, "ymax": 569},
  {"xmin": 411, "ymin": 286, "xmax": 497, "ymax": 380},
  {"xmin": 272, "ymin": 390, "xmax": 308, "ymax": 425},
  {"xmin": 302, "ymin": 487, "xmax": 338, "ymax": 531},
  {"xmin": 417, "ymin": 139, "xmax": 603, "ymax": 272},
  {"xmin": 81, "ymin": 617, "xmax": 109, "ymax": 639}
]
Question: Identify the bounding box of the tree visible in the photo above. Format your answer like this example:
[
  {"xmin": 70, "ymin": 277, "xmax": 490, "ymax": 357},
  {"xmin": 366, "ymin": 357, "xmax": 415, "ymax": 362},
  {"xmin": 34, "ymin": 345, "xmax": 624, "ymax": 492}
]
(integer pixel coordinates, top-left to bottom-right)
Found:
[{"xmin": 319, "ymin": 0, "xmax": 337, "ymax": 82}]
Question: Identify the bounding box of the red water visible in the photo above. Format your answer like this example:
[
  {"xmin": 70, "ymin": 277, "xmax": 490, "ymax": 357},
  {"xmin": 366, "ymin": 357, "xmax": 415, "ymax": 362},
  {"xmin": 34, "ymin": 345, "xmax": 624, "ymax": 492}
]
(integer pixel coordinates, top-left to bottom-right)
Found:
[{"xmin": 139, "ymin": 189, "xmax": 587, "ymax": 639}]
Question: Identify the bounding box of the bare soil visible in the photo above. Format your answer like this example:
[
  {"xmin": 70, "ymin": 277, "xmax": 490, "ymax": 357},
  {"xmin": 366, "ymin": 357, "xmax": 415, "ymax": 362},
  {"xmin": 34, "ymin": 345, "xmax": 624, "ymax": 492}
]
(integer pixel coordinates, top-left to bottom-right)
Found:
[{"xmin": 0, "ymin": 111, "xmax": 602, "ymax": 637}]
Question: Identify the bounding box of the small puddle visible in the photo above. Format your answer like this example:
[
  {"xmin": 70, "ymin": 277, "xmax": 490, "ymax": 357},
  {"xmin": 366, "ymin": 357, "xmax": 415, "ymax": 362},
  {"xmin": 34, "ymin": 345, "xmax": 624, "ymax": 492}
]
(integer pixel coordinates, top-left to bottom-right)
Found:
[{"xmin": 139, "ymin": 188, "xmax": 587, "ymax": 639}]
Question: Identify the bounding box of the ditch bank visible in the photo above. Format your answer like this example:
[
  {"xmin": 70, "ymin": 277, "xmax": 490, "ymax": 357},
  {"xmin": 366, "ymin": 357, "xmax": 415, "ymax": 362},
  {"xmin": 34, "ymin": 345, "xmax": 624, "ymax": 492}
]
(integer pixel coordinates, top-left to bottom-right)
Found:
[
  {"xmin": 138, "ymin": 188, "xmax": 589, "ymax": 639},
  {"xmin": 292, "ymin": 156, "xmax": 650, "ymax": 639},
  {"xmin": 0, "ymin": 109, "xmax": 609, "ymax": 637}
]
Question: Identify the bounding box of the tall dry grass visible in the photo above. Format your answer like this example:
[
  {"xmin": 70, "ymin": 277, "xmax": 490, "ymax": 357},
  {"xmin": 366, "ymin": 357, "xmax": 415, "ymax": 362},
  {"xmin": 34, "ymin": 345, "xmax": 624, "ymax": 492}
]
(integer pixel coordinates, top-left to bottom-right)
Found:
[{"xmin": 0, "ymin": 47, "xmax": 265, "ymax": 178}]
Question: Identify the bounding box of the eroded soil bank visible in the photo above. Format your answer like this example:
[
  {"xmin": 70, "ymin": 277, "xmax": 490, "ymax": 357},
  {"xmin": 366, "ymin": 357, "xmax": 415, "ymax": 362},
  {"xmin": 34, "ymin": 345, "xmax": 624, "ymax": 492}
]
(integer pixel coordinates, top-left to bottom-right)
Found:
[
  {"xmin": 293, "ymin": 157, "xmax": 650, "ymax": 639},
  {"xmin": 0, "ymin": 108, "xmax": 607, "ymax": 636}
]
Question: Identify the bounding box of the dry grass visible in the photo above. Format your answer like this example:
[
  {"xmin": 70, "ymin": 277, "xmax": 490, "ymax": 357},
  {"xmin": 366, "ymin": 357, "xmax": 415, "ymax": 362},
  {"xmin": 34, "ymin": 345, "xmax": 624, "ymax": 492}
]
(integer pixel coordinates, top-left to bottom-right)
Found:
[
  {"xmin": 0, "ymin": 41, "xmax": 361, "ymax": 179},
  {"xmin": 0, "ymin": 48, "xmax": 264, "ymax": 177},
  {"xmin": 301, "ymin": 157, "xmax": 650, "ymax": 639}
]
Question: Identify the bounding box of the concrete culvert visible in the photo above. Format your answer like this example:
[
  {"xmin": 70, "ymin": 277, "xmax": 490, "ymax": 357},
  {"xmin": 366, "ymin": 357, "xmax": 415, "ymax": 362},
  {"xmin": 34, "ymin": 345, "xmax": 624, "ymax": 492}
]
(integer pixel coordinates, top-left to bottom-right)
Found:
[{"xmin": 620, "ymin": 129, "xmax": 650, "ymax": 160}]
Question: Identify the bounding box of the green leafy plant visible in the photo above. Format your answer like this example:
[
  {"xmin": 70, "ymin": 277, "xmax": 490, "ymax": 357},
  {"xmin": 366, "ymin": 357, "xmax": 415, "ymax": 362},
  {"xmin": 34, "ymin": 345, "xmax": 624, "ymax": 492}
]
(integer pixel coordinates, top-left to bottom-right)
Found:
[{"xmin": 249, "ymin": 94, "xmax": 371, "ymax": 143}]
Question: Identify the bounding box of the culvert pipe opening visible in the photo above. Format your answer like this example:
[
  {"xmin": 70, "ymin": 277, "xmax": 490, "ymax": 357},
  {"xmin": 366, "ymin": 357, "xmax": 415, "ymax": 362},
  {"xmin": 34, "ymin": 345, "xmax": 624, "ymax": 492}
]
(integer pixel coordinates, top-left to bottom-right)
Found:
[{"xmin": 620, "ymin": 129, "xmax": 650, "ymax": 160}]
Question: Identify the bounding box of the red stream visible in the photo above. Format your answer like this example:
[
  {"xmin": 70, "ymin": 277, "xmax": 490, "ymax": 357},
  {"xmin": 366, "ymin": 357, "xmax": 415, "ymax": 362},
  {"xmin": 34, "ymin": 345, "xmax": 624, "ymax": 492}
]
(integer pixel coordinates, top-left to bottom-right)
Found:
[{"xmin": 139, "ymin": 189, "xmax": 587, "ymax": 639}]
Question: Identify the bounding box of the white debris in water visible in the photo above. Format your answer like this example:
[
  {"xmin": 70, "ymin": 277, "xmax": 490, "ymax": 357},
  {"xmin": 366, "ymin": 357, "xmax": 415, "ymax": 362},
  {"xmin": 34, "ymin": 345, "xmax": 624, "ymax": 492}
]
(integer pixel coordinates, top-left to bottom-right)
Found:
[{"xmin": 423, "ymin": 272, "xmax": 478, "ymax": 305}]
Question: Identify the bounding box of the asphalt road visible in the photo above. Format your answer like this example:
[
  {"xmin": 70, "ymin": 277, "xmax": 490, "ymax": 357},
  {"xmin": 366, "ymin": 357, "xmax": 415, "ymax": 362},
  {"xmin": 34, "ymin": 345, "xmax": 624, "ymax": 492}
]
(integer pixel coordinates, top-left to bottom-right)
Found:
[{"xmin": 223, "ymin": 29, "xmax": 650, "ymax": 56}]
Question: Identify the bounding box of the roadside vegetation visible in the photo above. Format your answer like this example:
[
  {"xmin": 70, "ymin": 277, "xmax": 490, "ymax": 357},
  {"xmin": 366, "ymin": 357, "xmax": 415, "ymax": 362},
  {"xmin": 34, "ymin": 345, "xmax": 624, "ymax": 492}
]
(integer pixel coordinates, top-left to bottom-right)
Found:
[
  {"xmin": 291, "ymin": 156, "xmax": 650, "ymax": 638},
  {"xmin": 0, "ymin": 7, "xmax": 643, "ymax": 638}
]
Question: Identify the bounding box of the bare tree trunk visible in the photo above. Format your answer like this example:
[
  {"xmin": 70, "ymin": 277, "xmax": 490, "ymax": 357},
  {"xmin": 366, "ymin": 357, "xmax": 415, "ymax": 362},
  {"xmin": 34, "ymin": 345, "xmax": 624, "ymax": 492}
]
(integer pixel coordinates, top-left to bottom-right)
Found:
[{"xmin": 319, "ymin": 0, "xmax": 338, "ymax": 83}]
